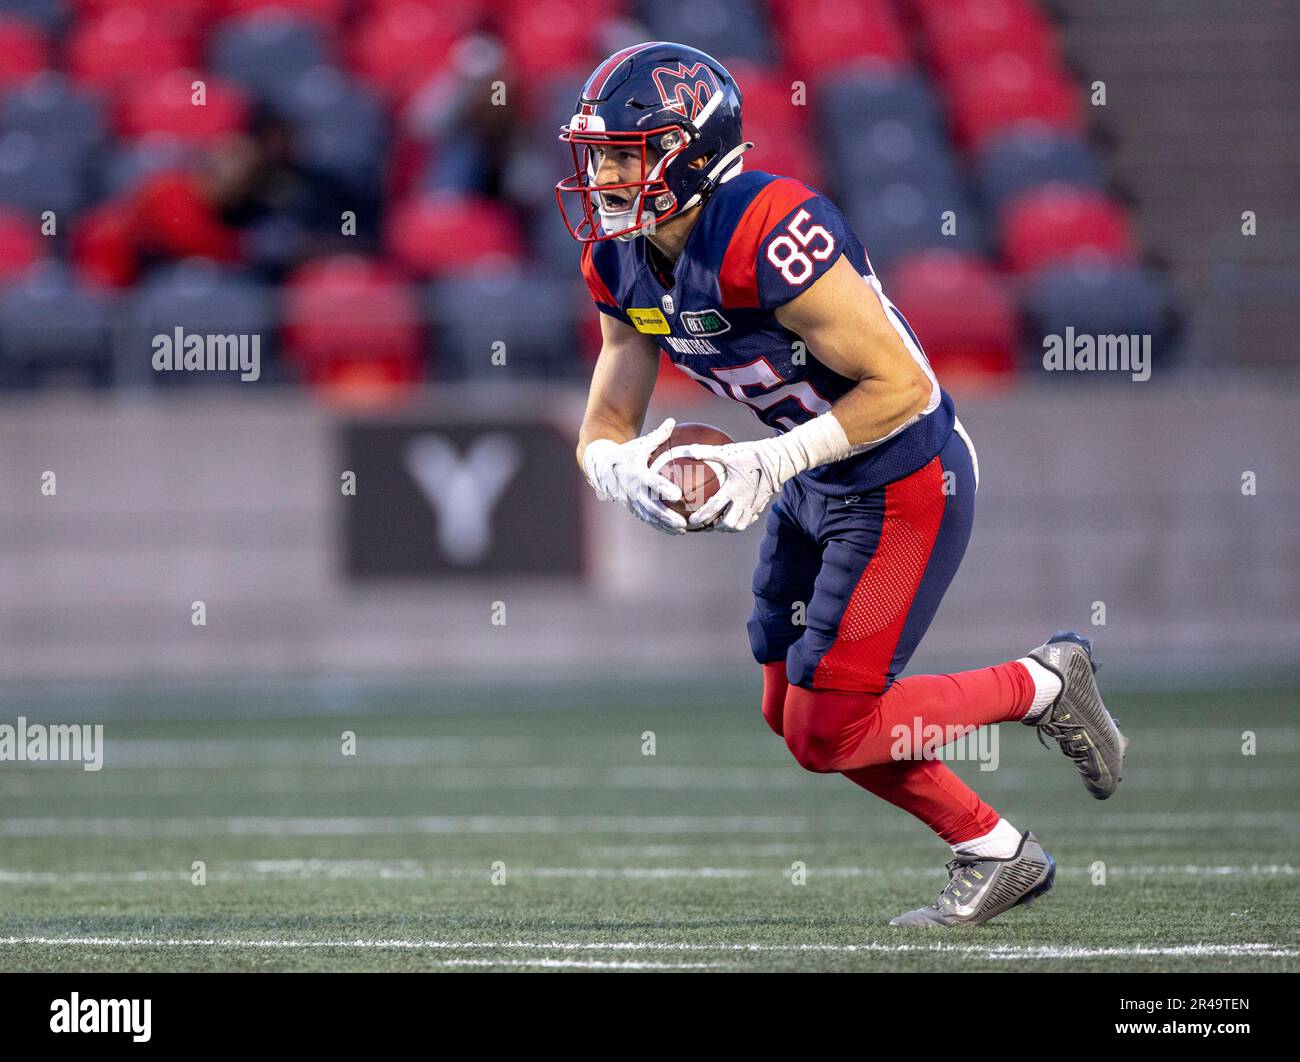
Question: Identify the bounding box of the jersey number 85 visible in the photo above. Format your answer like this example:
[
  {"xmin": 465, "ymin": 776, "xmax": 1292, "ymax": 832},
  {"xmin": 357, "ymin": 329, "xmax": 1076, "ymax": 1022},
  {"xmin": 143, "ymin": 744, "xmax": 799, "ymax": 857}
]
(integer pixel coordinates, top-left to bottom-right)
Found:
[{"xmin": 765, "ymin": 208, "xmax": 836, "ymax": 286}]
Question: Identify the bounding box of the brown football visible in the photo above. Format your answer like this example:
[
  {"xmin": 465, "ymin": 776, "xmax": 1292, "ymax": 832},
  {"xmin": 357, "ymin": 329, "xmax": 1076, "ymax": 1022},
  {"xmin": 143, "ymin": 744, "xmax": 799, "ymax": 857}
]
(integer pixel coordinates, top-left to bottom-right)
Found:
[{"xmin": 648, "ymin": 421, "xmax": 734, "ymax": 522}]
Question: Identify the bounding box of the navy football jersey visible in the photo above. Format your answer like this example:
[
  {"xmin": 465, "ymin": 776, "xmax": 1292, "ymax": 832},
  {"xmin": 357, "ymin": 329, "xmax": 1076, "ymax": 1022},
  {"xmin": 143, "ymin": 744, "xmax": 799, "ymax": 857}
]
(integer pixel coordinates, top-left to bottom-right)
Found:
[{"xmin": 581, "ymin": 169, "xmax": 957, "ymax": 496}]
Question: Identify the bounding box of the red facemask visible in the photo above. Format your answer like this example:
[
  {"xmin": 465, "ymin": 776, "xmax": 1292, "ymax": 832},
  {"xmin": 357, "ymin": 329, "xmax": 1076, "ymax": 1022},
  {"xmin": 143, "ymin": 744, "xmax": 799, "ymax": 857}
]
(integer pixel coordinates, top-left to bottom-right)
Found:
[{"xmin": 555, "ymin": 121, "xmax": 690, "ymax": 243}]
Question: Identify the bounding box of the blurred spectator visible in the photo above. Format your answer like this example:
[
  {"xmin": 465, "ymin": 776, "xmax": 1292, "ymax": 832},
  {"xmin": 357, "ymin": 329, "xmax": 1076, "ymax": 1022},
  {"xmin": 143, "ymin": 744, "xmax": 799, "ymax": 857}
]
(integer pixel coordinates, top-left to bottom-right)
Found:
[
  {"xmin": 401, "ymin": 33, "xmax": 516, "ymax": 199},
  {"xmin": 77, "ymin": 105, "xmax": 364, "ymax": 286}
]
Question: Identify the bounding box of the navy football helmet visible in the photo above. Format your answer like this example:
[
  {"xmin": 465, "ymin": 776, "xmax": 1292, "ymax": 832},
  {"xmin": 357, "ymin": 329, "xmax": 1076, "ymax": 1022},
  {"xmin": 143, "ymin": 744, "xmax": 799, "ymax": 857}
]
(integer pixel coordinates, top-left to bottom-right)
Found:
[{"xmin": 556, "ymin": 42, "xmax": 750, "ymax": 242}]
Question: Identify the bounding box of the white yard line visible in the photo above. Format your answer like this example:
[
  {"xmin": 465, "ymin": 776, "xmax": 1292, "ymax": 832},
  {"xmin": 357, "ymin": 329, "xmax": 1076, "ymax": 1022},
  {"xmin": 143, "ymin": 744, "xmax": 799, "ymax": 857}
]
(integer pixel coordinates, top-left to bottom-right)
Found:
[
  {"xmin": 0, "ymin": 811, "xmax": 1294, "ymax": 837},
  {"xmin": 0, "ymin": 862, "xmax": 1292, "ymax": 885},
  {"xmin": 0, "ymin": 937, "xmax": 1293, "ymax": 961}
]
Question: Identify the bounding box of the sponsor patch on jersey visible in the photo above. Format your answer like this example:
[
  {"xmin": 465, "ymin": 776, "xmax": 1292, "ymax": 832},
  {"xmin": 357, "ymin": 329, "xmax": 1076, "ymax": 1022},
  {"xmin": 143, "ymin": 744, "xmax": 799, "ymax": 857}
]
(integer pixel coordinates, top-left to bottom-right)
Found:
[
  {"xmin": 628, "ymin": 307, "xmax": 671, "ymax": 334},
  {"xmin": 680, "ymin": 309, "xmax": 731, "ymax": 337}
]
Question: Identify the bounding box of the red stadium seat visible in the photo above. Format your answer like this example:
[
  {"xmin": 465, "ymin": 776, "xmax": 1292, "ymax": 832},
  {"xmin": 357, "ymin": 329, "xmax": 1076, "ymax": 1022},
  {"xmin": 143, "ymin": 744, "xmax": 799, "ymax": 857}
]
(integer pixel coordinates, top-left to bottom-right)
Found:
[
  {"xmin": 1000, "ymin": 184, "xmax": 1136, "ymax": 273},
  {"xmin": 350, "ymin": 2, "xmax": 470, "ymax": 100},
  {"xmin": 71, "ymin": 0, "xmax": 211, "ymax": 33},
  {"xmin": 116, "ymin": 70, "xmax": 250, "ymax": 143},
  {"xmin": 771, "ymin": 0, "xmax": 910, "ymax": 78},
  {"xmin": 0, "ymin": 208, "xmax": 43, "ymax": 284},
  {"xmin": 724, "ymin": 62, "xmax": 824, "ymax": 186},
  {"xmin": 726, "ymin": 62, "xmax": 806, "ymax": 133},
  {"xmin": 0, "ymin": 16, "xmax": 48, "ymax": 91},
  {"xmin": 282, "ymin": 255, "xmax": 425, "ymax": 394},
  {"xmin": 946, "ymin": 53, "xmax": 1083, "ymax": 149},
  {"xmin": 924, "ymin": 0, "xmax": 1058, "ymax": 81},
  {"xmin": 497, "ymin": 0, "xmax": 619, "ymax": 90},
  {"xmin": 72, "ymin": 201, "xmax": 139, "ymax": 288},
  {"xmin": 385, "ymin": 193, "xmax": 526, "ymax": 277},
  {"xmin": 223, "ymin": 0, "xmax": 349, "ymax": 24},
  {"xmin": 68, "ymin": 7, "xmax": 197, "ymax": 92},
  {"xmin": 889, "ymin": 249, "xmax": 1019, "ymax": 383}
]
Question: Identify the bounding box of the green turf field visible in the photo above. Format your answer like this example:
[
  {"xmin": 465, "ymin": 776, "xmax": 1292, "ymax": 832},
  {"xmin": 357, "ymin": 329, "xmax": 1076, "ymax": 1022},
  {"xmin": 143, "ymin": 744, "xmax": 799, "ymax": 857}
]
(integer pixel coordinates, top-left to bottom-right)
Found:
[{"xmin": 0, "ymin": 681, "xmax": 1296, "ymax": 972}]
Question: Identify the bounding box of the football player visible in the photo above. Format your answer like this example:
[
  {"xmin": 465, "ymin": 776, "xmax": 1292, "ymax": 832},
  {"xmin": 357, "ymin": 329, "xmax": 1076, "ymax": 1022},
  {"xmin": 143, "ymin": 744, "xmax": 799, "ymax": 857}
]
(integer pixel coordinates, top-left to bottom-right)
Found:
[{"xmin": 559, "ymin": 42, "xmax": 1129, "ymax": 926}]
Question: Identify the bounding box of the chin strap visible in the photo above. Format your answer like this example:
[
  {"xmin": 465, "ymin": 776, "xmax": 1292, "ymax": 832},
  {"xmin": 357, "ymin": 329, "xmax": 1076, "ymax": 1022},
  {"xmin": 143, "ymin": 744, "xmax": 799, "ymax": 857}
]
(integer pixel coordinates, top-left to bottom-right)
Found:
[{"xmin": 681, "ymin": 141, "xmax": 753, "ymax": 212}]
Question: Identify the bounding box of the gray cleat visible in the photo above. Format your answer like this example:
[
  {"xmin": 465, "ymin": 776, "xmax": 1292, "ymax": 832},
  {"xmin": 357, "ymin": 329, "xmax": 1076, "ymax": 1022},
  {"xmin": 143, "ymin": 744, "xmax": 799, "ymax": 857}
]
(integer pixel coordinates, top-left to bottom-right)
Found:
[
  {"xmin": 890, "ymin": 831, "xmax": 1055, "ymax": 927},
  {"xmin": 1025, "ymin": 630, "xmax": 1129, "ymax": 800}
]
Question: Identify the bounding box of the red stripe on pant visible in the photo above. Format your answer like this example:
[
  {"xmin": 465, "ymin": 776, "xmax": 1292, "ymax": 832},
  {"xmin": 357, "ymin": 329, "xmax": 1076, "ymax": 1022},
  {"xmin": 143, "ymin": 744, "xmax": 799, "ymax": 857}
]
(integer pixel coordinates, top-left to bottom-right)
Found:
[
  {"xmin": 812, "ymin": 455, "xmax": 947, "ymax": 692},
  {"xmin": 761, "ymin": 659, "xmax": 1035, "ymax": 844}
]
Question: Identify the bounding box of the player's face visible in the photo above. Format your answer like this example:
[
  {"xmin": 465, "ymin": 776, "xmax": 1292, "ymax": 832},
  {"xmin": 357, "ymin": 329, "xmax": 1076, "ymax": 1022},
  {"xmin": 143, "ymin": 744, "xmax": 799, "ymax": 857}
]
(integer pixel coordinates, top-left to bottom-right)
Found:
[{"xmin": 591, "ymin": 143, "xmax": 662, "ymax": 214}]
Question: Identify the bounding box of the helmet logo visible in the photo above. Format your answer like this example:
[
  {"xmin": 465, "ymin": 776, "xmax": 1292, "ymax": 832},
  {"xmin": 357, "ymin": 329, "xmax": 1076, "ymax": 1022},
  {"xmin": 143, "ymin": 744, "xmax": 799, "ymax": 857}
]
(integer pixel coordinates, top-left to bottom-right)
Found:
[{"xmin": 651, "ymin": 62, "xmax": 720, "ymax": 122}]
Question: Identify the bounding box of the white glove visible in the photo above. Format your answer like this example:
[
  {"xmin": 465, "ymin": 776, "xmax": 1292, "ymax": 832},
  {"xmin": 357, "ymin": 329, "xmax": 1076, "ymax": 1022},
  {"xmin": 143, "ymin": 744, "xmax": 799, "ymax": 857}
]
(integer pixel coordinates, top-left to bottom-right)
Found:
[
  {"xmin": 582, "ymin": 417, "xmax": 687, "ymax": 535},
  {"xmin": 677, "ymin": 414, "xmax": 853, "ymax": 533}
]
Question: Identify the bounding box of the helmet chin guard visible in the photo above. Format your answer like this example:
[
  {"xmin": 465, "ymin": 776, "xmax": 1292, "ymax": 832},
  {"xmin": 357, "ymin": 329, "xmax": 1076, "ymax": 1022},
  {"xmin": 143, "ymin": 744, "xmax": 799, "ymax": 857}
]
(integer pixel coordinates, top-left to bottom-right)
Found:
[{"xmin": 556, "ymin": 42, "xmax": 749, "ymax": 244}]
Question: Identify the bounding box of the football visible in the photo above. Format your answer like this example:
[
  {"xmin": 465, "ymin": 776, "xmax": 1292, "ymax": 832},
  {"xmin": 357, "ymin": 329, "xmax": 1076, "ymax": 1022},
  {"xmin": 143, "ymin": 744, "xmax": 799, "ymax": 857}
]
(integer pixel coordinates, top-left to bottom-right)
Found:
[{"xmin": 648, "ymin": 421, "xmax": 733, "ymax": 521}]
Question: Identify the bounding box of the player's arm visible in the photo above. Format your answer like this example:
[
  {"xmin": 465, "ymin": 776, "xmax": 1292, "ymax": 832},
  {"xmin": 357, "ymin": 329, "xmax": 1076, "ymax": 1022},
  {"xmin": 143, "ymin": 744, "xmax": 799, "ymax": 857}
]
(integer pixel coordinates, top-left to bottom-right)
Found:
[
  {"xmin": 773, "ymin": 254, "xmax": 933, "ymax": 447},
  {"xmin": 576, "ymin": 312, "xmax": 686, "ymax": 535},
  {"xmin": 576, "ymin": 311, "xmax": 661, "ymax": 467}
]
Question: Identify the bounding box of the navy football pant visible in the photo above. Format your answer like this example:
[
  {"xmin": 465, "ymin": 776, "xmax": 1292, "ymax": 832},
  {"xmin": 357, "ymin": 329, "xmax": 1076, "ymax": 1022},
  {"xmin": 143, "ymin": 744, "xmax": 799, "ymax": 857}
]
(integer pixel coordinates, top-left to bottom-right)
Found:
[{"xmin": 748, "ymin": 427, "xmax": 1036, "ymax": 844}]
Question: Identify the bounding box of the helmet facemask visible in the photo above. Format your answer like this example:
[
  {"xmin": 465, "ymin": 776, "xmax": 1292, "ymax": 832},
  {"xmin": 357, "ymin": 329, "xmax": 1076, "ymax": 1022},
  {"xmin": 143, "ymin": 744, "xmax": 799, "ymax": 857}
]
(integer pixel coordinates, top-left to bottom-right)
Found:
[{"xmin": 556, "ymin": 121, "xmax": 692, "ymax": 243}]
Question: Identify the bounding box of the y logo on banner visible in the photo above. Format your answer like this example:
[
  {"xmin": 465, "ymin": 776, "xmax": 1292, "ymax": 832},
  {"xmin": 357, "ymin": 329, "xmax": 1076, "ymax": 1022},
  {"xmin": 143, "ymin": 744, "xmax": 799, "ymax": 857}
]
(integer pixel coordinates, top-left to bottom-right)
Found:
[{"xmin": 403, "ymin": 433, "xmax": 522, "ymax": 565}]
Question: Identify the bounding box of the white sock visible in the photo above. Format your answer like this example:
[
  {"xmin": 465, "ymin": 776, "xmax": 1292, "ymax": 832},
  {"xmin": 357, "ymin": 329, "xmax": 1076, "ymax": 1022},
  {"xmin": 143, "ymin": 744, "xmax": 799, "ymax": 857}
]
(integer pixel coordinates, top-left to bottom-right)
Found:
[
  {"xmin": 951, "ymin": 818, "xmax": 1022, "ymax": 860},
  {"xmin": 1017, "ymin": 657, "xmax": 1062, "ymax": 721}
]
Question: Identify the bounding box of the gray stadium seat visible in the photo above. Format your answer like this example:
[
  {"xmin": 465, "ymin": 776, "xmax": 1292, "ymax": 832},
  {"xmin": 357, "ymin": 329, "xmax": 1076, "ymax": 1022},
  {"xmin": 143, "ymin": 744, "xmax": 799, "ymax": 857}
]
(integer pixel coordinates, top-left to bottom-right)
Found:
[
  {"xmin": 975, "ymin": 127, "xmax": 1106, "ymax": 217},
  {"xmin": 0, "ymin": 129, "xmax": 87, "ymax": 216},
  {"xmin": 1, "ymin": 72, "xmax": 105, "ymax": 154},
  {"xmin": 844, "ymin": 178, "xmax": 986, "ymax": 275},
  {"xmin": 636, "ymin": 0, "xmax": 776, "ymax": 65},
  {"xmin": 817, "ymin": 70, "xmax": 945, "ymax": 137},
  {"xmin": 116, "ymin": 260, "xmax": 278, "ymax": 387},
  {"xmin": 0, "ymin": 260, "xmax": 115, "ymax": 387},
  {"xmin": 1022, "ymin": 262, "xmax": 1175, "ymax": 371},
  {"xmin": 208, "ymin": 11, "xmax": 333, "ymax": 106},
  {"xmin": 427, "ymin": 270, "xmax": 582, "ymax": 381}
]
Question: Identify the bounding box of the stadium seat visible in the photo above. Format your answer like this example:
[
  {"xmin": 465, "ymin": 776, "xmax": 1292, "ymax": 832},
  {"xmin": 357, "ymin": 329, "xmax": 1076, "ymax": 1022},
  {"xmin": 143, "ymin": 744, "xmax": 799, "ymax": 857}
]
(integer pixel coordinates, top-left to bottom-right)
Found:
[
  {"xmin": 73, "ymin": 0, "xmax": 211, "ymax": 33},
  {"xmin": 946, "ymin": 53, "xmax": 1084, "ymax": 149},
  {"xmin": 385, "ymin": 193, "xmax": 526, "ymax": 277},
  {"xmin": 1021, "ymin": 262, "xmax": 1172, "ymax": 372},
  {"xmin": 844, "ymin": 177, "xmax": 985, "ymax": 275},
  {"xmin": 727, "ymin": 62, "xmax": 823, "ymax": 187},
  {"xmin": 888, "ymin": 249, "xmax": 1019, "ymax": 381},
  {"xmin": 770, "ymin": 0, "xmax": 909, "ymax": 77},
  {"xmin": 0, "ymin": 207, "xmax": 43, "ymax": 285},
  {"xmin": 974, "ymin": 127, "xmax": 1105, "ymax": 217},
  {"xmin": 636, "ymin": 0, "xmax": 777, "ymax": 66},
  {"xmin": 0, "ymin": 131, "xmax": 89, "ymax": 217},
  {"xmin": 0, "ymin": 15, "xmax": 48, "ymax": 92},
  {"xmin": 350, "ymin": 3, "xmax": 463, "ymax": 101},
  {"xmin": 1001, "ymin": 184, "xmax": 1136, "ymax": 273},
  {"xmin": 101, "ymin": 139, "xmax": 203, "ymax": 199},
  {"xmin": 818, "ymin": 67, "xmax": 944, "ymax": 128},
  {"xmin": 208, "ymin": 9, "xmax": 335, "ymax": 105},
  {"xmin": 429, "ymin": 269, "xmax": 582, "ymax": 380},
  {"xmin": 824, "ymin": 117, "xmax": 961, "ymax": 203},
  {"xmin": 224, "ymin": 0, "xmax": 350, "ymax": 23},
  {"xmin": 0, "ymin": 0, "xmax": 61, "ymax": 32},
  {"xmin": 497, "ymin": 0, "xmax": 618, "ymax": 89},
  {"xmin": 116, "ymin": 260, "xmax": 277, "ymax": 386},
  {"xmin": 1, "ymin": 73, "xmax": 107, "ymax": 156},
  {"xmin": 0, "ymin": 260, "xmax": 116, "ymax": 387},
  {"xmin": 272, "ymin": 66, "xmax": 387, "ymax": 198},
  {"xmin": 918, "ymin": 0, "xmax": 1058, "ymax": 81},
  {"xmin": 116, "ymin": 69, "xmax": 251, "ymax": 143},
  {"xmin": 73, "ymin": 200, "xmax": 139, "ymax": 287},
  {"xmin": 282, "ymin": 254, "xmax": 423, "ymax": 389},
  {"xmin": 67, "ymin": 7, "xmax": 197, "ymax": 91}
]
